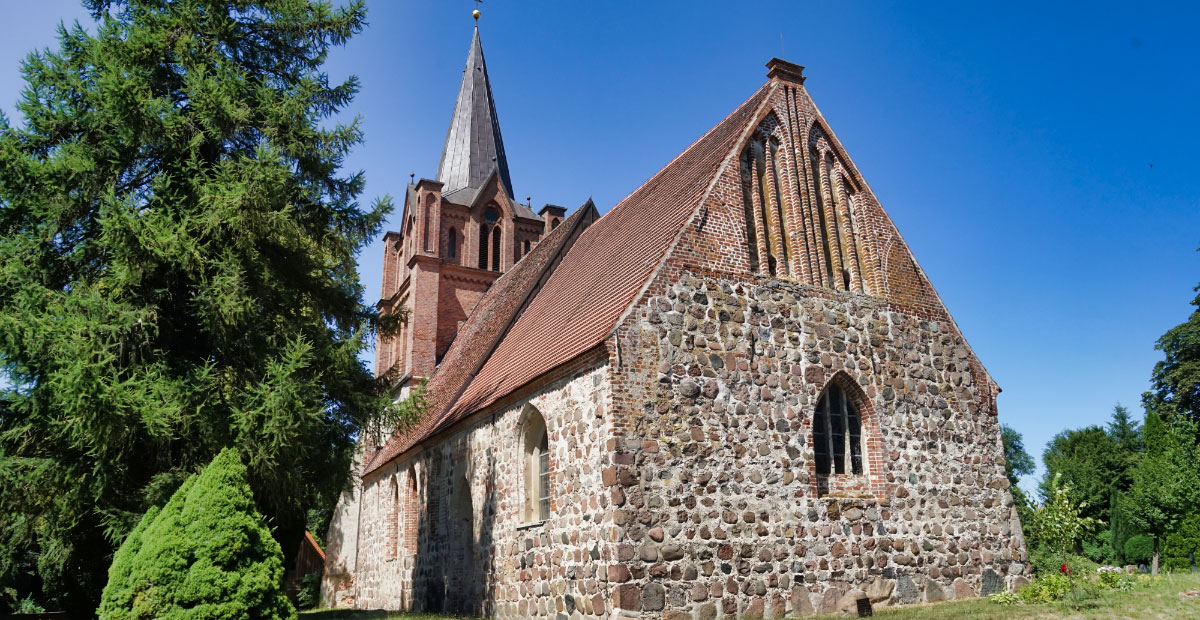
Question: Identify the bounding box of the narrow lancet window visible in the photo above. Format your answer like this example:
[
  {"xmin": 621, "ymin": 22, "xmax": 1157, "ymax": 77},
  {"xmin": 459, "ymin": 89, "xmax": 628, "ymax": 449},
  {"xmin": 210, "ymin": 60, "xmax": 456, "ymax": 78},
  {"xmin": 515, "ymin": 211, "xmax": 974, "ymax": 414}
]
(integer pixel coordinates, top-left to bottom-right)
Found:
[
  {"xmin": 388, "ymin": 477, "xmax": 399, "ymax": 560},
  {"xmin": 491, "ymin": 226, "xmax": 502, "ymax": 272},
  {"xmin": 423, "ymin": 195, "xmax": 435, "ymax": 252},
  {"xmin": 813, "ymin": 384, "xmax": 863, "ymax": 475},
  {"xmin": 477, "ymin": 223, "xmax": 488, "ymax": 269},
  {"xmin": 538, "ymin": 432, "xmax": 550, "ymax": 518},
  {"xmin": 404, "ymin": 471, "xmax": 417, "ymax": 555},
  {"xmin": 522, "ymin": 406, "xmax": 550, "ymax": 522}
]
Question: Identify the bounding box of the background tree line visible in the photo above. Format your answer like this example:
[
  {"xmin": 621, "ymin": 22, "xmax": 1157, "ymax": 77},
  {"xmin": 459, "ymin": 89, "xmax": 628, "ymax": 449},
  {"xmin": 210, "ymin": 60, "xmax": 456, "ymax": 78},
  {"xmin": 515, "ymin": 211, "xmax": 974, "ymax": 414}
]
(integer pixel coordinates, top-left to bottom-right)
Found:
[{"xmin": 1003, "ymin": 273, "xmax": 1200, "ymax": 574}]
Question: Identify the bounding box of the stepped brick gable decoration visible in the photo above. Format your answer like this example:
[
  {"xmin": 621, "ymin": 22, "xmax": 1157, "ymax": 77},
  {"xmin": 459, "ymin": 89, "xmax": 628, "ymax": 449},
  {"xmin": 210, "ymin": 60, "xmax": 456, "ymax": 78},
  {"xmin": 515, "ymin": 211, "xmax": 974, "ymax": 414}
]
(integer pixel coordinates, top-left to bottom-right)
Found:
[{"xmin": 322, "ymin": 20, "xmax": 1030, "ymax": 619}]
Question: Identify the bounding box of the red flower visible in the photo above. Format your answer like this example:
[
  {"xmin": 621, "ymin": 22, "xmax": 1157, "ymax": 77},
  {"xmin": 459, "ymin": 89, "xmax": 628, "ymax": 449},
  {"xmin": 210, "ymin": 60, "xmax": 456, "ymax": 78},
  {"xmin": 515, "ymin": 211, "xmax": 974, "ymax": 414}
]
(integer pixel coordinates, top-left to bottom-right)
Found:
[{"xmin": 1060, "ymin": 563, "xmax": 1069, "ymax": 574}]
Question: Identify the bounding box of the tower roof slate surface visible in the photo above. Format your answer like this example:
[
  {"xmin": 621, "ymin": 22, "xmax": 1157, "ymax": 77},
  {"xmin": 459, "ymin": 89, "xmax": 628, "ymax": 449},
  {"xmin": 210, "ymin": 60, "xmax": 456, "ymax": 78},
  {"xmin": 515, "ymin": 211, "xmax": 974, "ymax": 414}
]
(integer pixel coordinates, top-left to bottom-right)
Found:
[{"xmin": 436, "ymin": 26, "xmax": 515, "ymax": 199}]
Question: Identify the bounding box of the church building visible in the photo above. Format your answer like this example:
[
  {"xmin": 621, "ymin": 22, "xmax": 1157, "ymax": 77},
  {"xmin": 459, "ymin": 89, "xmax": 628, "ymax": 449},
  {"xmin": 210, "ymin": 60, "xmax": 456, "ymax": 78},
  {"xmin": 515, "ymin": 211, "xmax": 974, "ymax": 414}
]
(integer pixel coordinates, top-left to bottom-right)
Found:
[{"xmin": 322, "ymin": 18, "xmax": 1029, "ymax": 619}]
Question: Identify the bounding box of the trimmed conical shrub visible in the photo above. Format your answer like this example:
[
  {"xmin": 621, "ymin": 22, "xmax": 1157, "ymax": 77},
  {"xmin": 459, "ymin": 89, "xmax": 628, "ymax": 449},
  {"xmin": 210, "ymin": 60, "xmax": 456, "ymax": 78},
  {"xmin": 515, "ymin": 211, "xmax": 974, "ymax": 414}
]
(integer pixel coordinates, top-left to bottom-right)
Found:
[
  {"xmin": 98, "ymin": 501, "xmax": 166, "ymax": 620},
  {"xmin": 98, "ymin": 449, "xmax": 296, "ymax": 620}
]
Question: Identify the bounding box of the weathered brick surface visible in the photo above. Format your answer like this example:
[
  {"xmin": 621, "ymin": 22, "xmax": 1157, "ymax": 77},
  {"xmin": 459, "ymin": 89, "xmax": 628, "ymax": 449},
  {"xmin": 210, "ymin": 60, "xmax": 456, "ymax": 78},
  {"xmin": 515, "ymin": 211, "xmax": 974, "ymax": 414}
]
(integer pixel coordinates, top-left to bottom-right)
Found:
[{"xmin": 374, "ymin": 175, "xmax": 548, "ymax": 382}]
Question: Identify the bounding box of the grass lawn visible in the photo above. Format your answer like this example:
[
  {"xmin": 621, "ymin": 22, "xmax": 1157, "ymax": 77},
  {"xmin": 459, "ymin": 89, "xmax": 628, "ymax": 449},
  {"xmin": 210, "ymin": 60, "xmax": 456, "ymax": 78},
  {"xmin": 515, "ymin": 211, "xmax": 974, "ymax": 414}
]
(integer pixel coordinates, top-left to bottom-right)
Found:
[
  {"xmin": 299, "ymin": 610, "xmax": 466, "ymax": 620},
  {"xmin": 814, "ymin": 571, "xmax": 1200, "ymax": 620},
  {"xmin": 300, "ymin": 571, "xmax": 1200, "ymax": 619}
]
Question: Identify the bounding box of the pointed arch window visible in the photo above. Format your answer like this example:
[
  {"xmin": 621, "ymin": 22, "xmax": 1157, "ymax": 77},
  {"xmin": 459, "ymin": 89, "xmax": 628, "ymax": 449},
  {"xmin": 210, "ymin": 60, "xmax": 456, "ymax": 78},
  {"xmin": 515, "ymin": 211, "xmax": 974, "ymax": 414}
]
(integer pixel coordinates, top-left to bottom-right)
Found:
[
  {"xmin": 423, "ymin": 195, "xmax": 436, "ymax": 252},
  {"xmin": 490, "ymin": 225, "xmax": 502, "ymax": 272},
  {"xmin": 521, "ymin": 407, "xmax": 550, "ymax": 523},
  {"xmin": 403, "ymin": 470, "xmax": 418, "ymax": 555},
  {"xmin": 447, "ymin": 227, "xmax": 458, "ymax": 260},
  {"xmin": 387, "ymin": 476, "xmax": 399, "ymax": 560},
  {"xmin": 477, "ymin": 222, "xmax": 488, "ymax": 269},
  {"xmin": 478, "ymin": 206, "xmax": 500, "ymax": 270},
  {"xmin": 813, "ymin": 384, "xmax": 863, "ymax": 475}
]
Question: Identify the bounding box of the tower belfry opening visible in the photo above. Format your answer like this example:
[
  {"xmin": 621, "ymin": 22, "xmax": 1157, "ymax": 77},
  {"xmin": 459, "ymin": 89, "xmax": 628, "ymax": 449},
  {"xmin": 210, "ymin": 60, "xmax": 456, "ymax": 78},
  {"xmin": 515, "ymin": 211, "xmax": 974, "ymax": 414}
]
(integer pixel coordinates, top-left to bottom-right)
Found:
[{"xmin": 373, "ymin": 20, "xmax": 570, "ymax": 385}]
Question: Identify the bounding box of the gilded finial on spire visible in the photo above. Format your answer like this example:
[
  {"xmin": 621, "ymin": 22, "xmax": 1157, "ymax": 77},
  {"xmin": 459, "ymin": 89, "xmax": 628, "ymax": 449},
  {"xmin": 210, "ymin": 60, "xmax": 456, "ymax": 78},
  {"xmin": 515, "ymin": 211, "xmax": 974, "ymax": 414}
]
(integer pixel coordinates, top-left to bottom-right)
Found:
[{"xmin": 473, "ymin": 0, "xmax": 481, "ymax": 21}]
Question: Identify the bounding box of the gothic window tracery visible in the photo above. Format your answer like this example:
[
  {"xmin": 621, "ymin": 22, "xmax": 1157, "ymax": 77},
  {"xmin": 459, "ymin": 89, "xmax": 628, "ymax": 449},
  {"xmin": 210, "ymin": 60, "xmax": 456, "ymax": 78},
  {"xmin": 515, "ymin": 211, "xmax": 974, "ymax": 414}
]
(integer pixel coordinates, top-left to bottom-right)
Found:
[
  {"xmin": 813, "ymin": 384, "xmax": 863, "ymax": 475},
  {"xmin": 479, "ymin": 205, "xmax": 501, "ymax": 271}
]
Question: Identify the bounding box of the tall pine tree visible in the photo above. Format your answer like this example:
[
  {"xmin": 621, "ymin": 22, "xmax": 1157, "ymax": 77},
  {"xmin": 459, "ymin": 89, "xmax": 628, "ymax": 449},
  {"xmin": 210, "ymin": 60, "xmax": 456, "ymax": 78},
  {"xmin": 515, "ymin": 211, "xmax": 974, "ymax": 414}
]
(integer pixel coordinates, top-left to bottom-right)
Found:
[{"xmin": 0, "ymin": 1, "xmax": 408, "ymax": 612}]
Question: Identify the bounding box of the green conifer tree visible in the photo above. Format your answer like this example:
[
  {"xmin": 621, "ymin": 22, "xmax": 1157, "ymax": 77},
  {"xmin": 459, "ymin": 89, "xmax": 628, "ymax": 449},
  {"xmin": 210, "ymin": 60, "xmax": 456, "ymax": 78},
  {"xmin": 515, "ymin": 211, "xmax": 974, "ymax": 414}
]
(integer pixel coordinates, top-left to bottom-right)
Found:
[
  {"xmin": 0, "ymin": 1, "xmax": 415, "ymax": 612},
  {"xmin": 96, "ymin": 502, "xmax": 164, "ymax": 620},
  {"xmin": 98, "ymin": 449, "xmax": 295, "ymax": 620},
  {"xmin": 1163, "ymin": 512, "xmax": 1200, "ymax": 572}
]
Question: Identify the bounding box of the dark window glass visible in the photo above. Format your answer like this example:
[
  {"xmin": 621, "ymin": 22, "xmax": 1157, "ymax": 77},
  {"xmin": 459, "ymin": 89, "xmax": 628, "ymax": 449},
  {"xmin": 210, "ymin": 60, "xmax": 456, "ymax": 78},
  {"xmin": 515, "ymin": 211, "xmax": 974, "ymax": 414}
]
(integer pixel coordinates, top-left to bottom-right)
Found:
[
  {"xmin": 830, "ymin": 387, "xmax": 846, "ymax": 474},
  {"xmin": 813, "ymin": 398, "xmax": 830, "ymax": 475},
  {"xmin": 448, "ymin": 228, "xmax": 457, "ymax": 258},
  {"xmin": 491, "ymin": 226, "xmax": 502, "ymax": 272},
  {"xmin": 813, "ymin": 384, "xmax": 863, "ymax": 475},
  {"xmin": 849, "ymin": 399, "xmax": 863, "ymax": 474}
]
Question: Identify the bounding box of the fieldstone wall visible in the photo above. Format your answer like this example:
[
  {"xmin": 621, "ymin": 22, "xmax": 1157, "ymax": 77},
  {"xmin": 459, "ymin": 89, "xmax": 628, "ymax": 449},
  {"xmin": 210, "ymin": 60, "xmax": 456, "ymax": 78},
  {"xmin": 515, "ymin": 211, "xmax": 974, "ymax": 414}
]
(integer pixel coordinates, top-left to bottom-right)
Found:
[
  {"xmin": 603, "ymin": 272, "xmax": 1029, "ymax": 619},
  {"xmin": 323, "ymin": 359, "xmax": 615, "ymax": 618},
  {"xmin": 321, "ymin": 449, "xmax": 363, "ymax": 608}
]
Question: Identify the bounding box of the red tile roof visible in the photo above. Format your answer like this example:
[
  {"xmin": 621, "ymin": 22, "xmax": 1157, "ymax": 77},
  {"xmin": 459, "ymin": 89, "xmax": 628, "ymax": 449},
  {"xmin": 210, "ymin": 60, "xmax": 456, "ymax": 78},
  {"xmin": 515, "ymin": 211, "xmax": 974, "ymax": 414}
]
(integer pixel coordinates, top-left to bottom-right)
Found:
[
  {"xmin": 447, "ymin": 85, "xmax": 773, "ymax": 419},
  {"xmin": 365, "ymin": 202, "xmax": 598, "ymax": 474},
  {"xmin": 365, "ymin": 83, "xmax": 773, "ymax": 475}
]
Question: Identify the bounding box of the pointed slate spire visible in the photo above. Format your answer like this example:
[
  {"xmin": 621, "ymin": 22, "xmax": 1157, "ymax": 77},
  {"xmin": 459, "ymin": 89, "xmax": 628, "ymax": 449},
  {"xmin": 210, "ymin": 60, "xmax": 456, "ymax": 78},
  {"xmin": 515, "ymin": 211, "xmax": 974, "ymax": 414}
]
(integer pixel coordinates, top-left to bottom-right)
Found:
[{"xmin": 436, "ymin": 26, "xmax": 514, "ymax": 198}]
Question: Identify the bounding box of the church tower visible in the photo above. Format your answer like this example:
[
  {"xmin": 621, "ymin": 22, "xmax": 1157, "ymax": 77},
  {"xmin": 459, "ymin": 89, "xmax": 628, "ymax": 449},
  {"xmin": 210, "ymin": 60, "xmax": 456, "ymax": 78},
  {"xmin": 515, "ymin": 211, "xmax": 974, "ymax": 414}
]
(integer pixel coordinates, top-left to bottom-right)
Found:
[{"xmin": 376, "ymin": 22, "xmax": 557, "ymax": 387}]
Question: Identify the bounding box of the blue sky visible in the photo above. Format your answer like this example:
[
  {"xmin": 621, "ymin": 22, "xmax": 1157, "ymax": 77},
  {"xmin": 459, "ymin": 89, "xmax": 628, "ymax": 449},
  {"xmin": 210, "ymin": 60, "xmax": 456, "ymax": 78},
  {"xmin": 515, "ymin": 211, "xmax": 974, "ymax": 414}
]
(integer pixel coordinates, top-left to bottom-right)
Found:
[{"xmin": 3, "ymin": 1, "xmax": 1198, "ymax": 498}]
